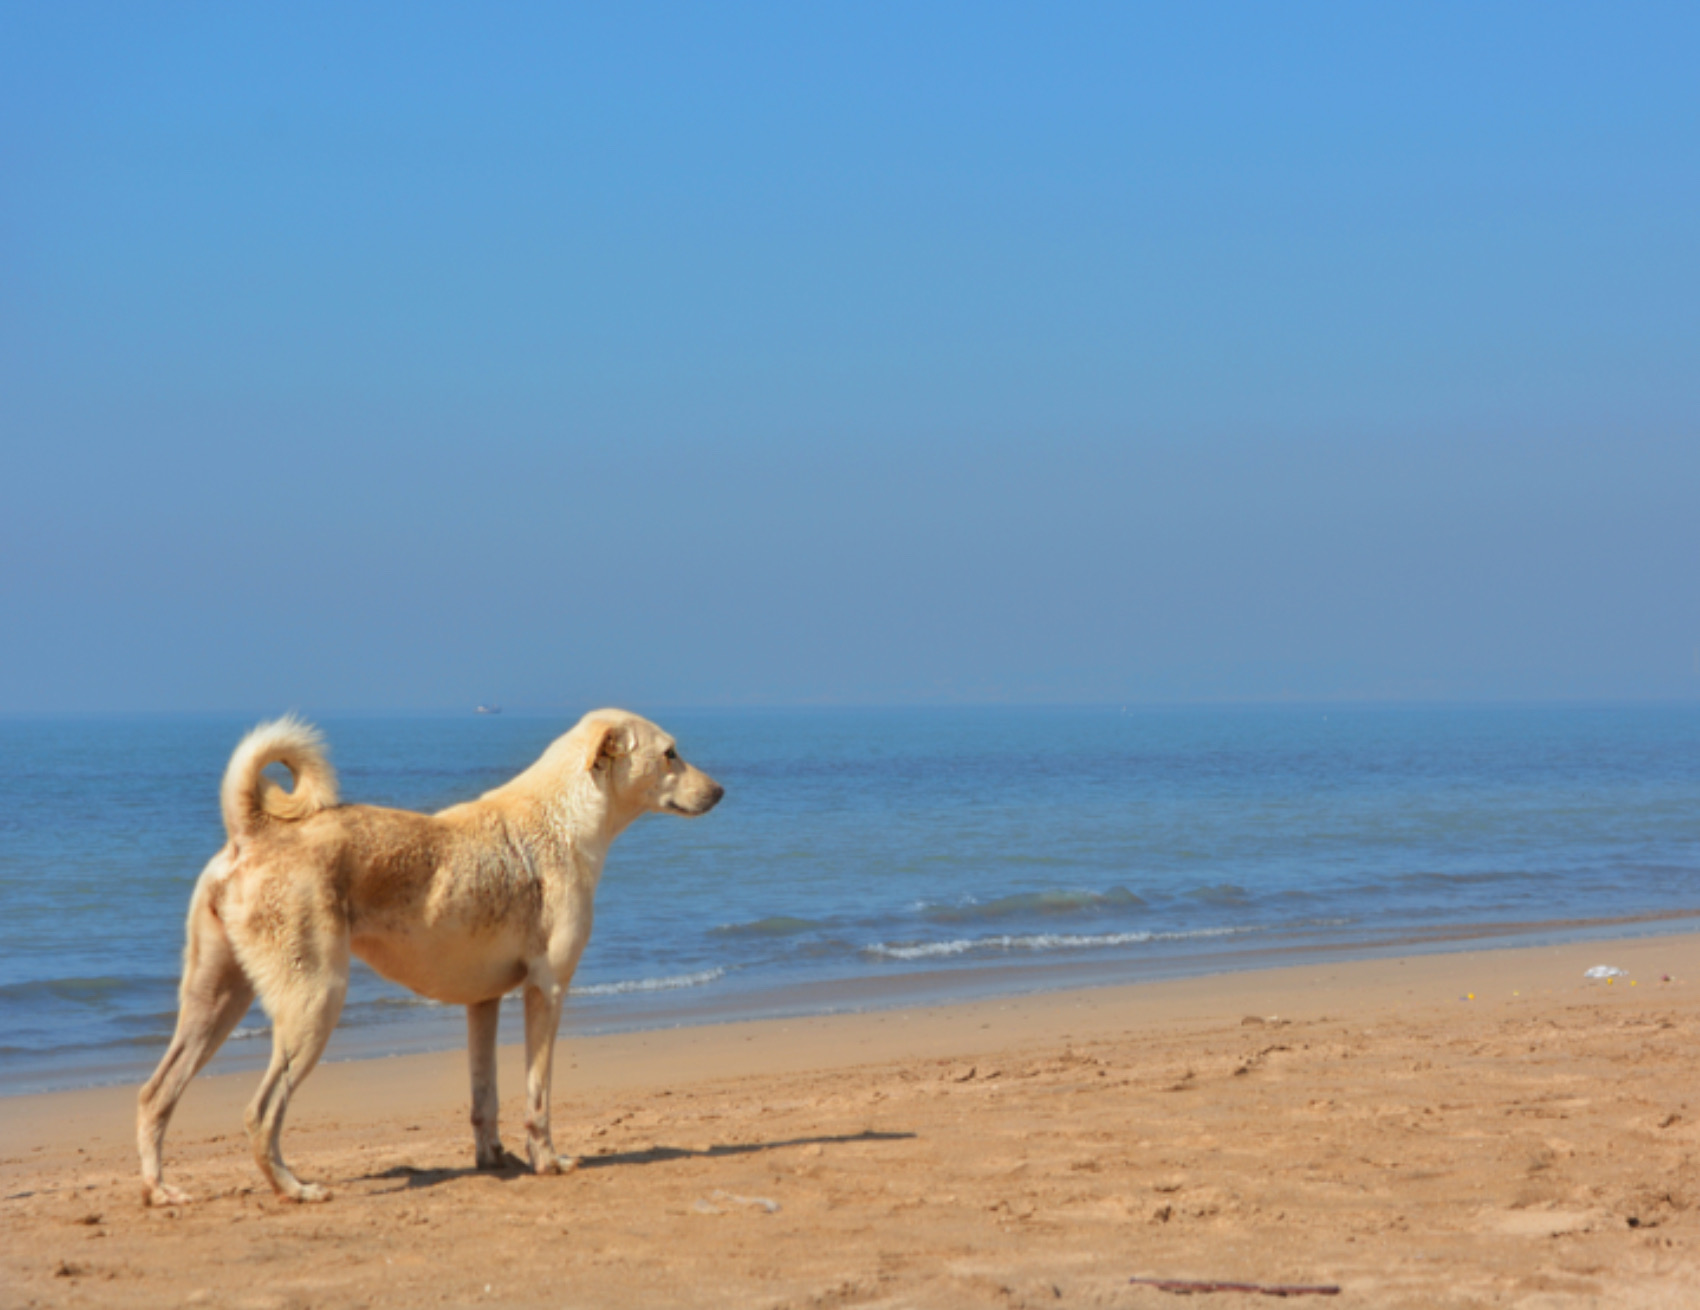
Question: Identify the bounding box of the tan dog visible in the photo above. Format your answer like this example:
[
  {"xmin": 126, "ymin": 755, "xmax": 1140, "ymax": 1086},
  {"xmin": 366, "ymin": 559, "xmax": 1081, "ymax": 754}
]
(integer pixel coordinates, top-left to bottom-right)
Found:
[{"xmin": 137, "ymin": 709, "xmax": 722, "ymax": 1205}]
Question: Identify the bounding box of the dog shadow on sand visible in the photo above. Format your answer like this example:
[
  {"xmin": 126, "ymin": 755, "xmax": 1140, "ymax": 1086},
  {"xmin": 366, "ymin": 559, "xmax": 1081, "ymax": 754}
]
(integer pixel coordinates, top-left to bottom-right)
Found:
[{"xmin": 357, "ymin": 1130, "xmax": 917, "ymax": 1193}]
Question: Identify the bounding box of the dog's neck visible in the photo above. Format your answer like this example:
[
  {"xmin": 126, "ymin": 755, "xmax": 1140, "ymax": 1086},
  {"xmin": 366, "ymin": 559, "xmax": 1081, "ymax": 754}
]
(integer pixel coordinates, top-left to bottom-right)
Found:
[
  {"xmin": 525, "ymin": 772, "xmax": 642, "ymax": 884},
  {"xmin": 488, "ymin": 732, "xmax": 651, "ymax": 884}
]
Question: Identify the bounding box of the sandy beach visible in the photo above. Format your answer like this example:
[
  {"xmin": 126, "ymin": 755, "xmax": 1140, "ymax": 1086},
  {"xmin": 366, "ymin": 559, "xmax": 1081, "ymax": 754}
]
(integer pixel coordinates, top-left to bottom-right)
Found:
[{"xmin": 4, "ymin": 932, "xmax": 1696, "ymax": 1309}]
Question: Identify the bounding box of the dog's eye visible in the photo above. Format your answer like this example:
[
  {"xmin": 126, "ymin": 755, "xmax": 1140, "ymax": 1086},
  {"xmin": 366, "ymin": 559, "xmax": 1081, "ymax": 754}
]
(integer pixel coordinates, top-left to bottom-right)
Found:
[{"xmin": 664, "ymin": 747, "xmax": 678, "ymax": 762}]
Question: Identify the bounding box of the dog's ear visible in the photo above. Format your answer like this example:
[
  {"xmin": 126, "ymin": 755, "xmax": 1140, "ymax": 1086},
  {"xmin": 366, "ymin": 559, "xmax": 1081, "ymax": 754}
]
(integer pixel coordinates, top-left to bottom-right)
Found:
[{"xmin": 584, "ymin": 722, "xmax": 629, "ymax": 772}]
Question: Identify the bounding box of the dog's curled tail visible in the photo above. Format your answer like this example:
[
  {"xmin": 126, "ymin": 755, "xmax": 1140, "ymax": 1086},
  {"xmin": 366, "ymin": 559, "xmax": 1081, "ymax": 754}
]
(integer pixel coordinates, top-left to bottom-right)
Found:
[{"xmin": 220, "ymin": 716, "xmax": 339, "ymax": 840}]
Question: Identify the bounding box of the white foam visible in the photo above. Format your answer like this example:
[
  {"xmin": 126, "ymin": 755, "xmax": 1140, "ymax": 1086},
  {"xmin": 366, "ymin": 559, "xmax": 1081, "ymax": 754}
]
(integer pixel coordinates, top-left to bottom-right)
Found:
[
  {"xmin": 570, "ymin": 967, "xmax": 727, "ymax": 997},
  {"xmin": 864, "ymin": 925, "xmax": 1255, "ymax": 962}
]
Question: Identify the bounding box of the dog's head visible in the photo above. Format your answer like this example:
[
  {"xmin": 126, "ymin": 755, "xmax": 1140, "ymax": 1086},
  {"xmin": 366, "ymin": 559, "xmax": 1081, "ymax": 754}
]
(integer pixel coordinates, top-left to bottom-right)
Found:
[{"xmin": 577, "ymin": 710, "xmax": 724, "ymax": 819}]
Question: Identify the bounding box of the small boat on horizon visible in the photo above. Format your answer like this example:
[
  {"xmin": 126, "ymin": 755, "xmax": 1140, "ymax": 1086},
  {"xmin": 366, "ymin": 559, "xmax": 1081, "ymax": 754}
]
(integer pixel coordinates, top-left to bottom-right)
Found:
[{"xmin": 475, "ymin": 704, "xmax": 502, "ymax": 715}]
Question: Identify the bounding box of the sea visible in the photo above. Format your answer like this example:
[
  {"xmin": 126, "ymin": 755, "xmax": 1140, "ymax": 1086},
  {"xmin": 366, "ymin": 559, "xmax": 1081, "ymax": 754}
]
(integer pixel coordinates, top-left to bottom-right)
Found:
[{"xmin": 2, "ymin": 704, "xmax": 1697, "ymax": 1096}]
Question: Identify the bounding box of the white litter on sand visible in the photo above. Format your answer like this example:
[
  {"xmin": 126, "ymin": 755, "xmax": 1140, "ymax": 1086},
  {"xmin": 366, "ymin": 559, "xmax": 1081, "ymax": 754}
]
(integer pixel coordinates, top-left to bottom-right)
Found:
[{"xmin": 693, "ymin": 1189, "xmax": 780, "ymax": 1215}]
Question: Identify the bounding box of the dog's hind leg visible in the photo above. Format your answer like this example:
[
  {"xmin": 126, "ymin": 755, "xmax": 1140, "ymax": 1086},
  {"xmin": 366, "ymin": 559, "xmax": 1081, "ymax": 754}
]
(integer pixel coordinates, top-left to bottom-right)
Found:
[
  {"xmin": 467, "ymin": 997, "xmax": 506, "ymax": 1168},
  {"xmin": 138, "ymin": 883, "xmax": 256, "ymax": 1207},
  {"xmin": 243, "ymin": 941, "xmax": 348, "ymax": 1202}
]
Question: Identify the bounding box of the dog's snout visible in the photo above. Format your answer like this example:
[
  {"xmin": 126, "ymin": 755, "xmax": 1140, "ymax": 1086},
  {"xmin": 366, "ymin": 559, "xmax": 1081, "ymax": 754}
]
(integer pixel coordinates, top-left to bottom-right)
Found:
[{"xmin": 705, "ymin": 781, "xmax": 726, "ymax": 809}]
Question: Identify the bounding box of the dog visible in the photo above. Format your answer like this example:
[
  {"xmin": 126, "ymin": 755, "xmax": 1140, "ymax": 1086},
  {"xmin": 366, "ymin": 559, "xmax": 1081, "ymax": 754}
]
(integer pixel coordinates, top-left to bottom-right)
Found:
[{"xmin": 137, "ymin": 709, "xmax": 723, "ymax": 1205}]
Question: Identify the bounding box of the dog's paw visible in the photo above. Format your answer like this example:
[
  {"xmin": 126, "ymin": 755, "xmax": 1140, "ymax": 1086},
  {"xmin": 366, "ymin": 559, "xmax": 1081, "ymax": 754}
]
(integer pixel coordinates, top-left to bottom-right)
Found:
[
  {"xmin": 143, "ymin": 1182, "xmax": 194, "ymax": 1208},
  {"xmin": 529, "ymin": 1152, "xmax": 579, "ymax": 1176},
  {"xmin": 290, "ymin": 1183, "xmax": 333, "ymax": 1204}
]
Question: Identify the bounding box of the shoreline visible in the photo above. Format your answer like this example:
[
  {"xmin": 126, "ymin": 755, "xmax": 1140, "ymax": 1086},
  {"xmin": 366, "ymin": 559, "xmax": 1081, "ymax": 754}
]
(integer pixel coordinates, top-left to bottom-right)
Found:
[
  {"xmin": 4, "ymin": 927, "xmax": 1692, "ymax": 1153},
  {"xmin": 4, "ymin": 928, "xmax": 1696, "ymax": 1307},
  {"xmin": 9, "ymin": 907, "xmax": 1699, "ymax": 1099}
]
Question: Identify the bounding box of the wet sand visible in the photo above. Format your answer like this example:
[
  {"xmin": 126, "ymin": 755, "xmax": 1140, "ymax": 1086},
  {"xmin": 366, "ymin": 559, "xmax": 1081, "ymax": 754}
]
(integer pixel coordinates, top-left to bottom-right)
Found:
[{"xmin": 4, "ymin": 932, "xmax": 1697, "ymax": 1308}]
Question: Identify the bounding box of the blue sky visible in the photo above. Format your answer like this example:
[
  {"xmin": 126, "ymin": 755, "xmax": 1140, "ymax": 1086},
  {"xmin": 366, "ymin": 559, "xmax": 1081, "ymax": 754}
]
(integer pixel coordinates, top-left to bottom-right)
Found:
[{"xmin": 3, "ymin": 3, "xmax": 1697, "ymax": 712}]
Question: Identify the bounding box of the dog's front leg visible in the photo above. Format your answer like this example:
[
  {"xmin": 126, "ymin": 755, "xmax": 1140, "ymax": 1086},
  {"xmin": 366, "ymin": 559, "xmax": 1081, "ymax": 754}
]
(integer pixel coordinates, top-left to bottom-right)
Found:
[
  {"xmin": 521, "ymin": 981, "xmax": 575, "ymax": 1174},
  {"xmin": 467, "ymin": 998, "xmax": 505, "ymax": 1168}
]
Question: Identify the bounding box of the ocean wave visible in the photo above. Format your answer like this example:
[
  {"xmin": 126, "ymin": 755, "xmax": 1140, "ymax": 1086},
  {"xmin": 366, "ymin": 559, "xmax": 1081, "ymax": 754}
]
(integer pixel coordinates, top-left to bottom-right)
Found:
[
  {"xmin": 1183, "ymin": 883, "xmax": 1251, "ymax": 906},
  {"xmin": 864, "ymin": 925, "xmax": 1256, "ymax": 962},
  {"xmin": 711, "ymin": 916, "xmax": 824, "ymax": 937},
  {"xmin": 571, "ymin": 968, "xmax": 727, "ymax": 997},
  {"xmin": 1390, "ymin": 870, "xmax": 1534, "ymax": 889},
  {"xmin": 332, "ymin": 967, "xmax": 733, "ymax": 1010},
  {"xmin": 917, "ymin": 886, "xmax": 1147, "ymax": 924},
  {"xmin": 0, "ymin": 974, "xmax": 173, "ymax": 1005},
  {"xmin": 363, "ymin": 994, "xmax": 445, "ymax": 1011}
]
